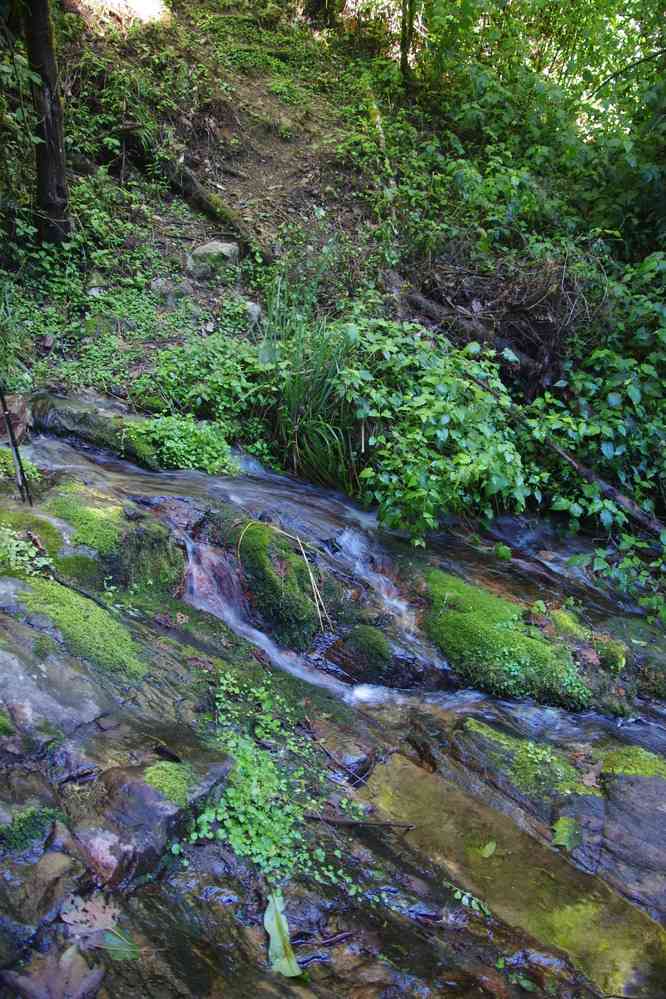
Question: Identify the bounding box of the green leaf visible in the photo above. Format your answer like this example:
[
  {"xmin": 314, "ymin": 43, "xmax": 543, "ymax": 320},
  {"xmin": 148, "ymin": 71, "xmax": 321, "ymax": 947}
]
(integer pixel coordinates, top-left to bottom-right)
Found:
[
  {"xmin": 264, "ymin": 891, "xmax": 301, "ymax": 978},
  {"xmin": 600, "ymin": 440, "xmax": 614, "ymax": 459},
  {"xmin": 551, "ymin": 816, "xmax": 581, "ymax": 853},
  {"xmin": 626, "ymin": 384, "xmax": 641, "ymax": 405},
  {"xmin": 480, "ymin": 839, "xmax": 496, "ymax": 858},
  {"xmin": 606, "ymin": 392, "xmax": 622, "ymax": 408},
  {"xmin": 98, "ymin": 930, "xmax": 140, "ymax": 961}
]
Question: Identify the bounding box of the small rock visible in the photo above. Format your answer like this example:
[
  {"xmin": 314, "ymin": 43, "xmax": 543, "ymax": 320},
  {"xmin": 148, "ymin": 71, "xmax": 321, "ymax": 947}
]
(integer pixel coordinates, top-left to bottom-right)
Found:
[
  {"xmin": 150, "ymin": 276, "xmax": 194, "ymax": 307},
  {"xmin": 187, "ymin": 241, "xmax": 239, "ymax": 278},
  {"xmin": 245, "ymin": 301, "xmax": 263, "ymax": 326}
]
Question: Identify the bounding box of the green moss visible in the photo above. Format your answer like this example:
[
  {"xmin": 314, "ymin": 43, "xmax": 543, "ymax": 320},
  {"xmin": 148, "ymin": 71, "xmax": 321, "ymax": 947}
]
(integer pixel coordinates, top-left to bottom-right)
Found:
[
  {"xmin": 425, "ymin": 571, "xmax": 590, "ymax": 709},
  {"xmin": 49, "ymin": 491, "xmax": 123, "ymax": 555},
  {"xmin": 598, "ymin": 744, "xmax": 666, "ymax": 780},
  {"xmin": 344, "ymin": 625, "xmax": 391, "ymax": 668},
  {"xmin": 0, "ymin": 447, "xmax": 40, "ymax": 482},
  {"xmin": 594, "ymin": 636, "xmax": 627, "ymax": 674},
  {"xmin": 114, "ymin": 520, "xmax": 184, "ymax": 593},
  {"xmin": 0, "ymin": 711, "xmax": 14, "ymax": 736},
  {"xmin": 237, "ymin": 523, "xmax": 319, "ymax": 650},
  {"xmin": 144, "ymin": 762, "xmax": 194, "ymax": 806},
  {"xmin": 494, "ymin": 543, "xmax": 512, "ymax": 561},
  {"xmin": 465, "ymin": 719, "xmax": 600, "ymax": 797},
  {"xmin": 54, "ymin": 554, "xmax": 105, "ymax": 590},
  {"xmin": 32, "ymin": 634, "xmax": 58, "ymax": 660},
  {"xmin": 551, "ymin": 608, "xmax": 589, "ymax": 641},
  {"xmin": 0, "ymin": 807, "xmax": 57, "ymax": 851},
  {"xmin": 22, "ymin": 578, "xmax": 145, "ymax": 677},
  {"xmin": 0, "ymin": 511, "xmax": 63, "ymax": 556}
]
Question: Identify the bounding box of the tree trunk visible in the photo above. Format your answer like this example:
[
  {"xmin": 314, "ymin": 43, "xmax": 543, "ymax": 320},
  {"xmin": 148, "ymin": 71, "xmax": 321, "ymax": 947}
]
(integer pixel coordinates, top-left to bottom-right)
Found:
[{"xmin": 23, "ymin": 0, "xmax": 70, "ymax": 243}]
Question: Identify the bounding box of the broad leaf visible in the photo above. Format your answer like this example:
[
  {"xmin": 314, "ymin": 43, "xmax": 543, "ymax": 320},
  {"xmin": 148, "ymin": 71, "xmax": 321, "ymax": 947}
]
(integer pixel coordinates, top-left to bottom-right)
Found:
[{"xmin": 264, "ymin": 891, "xmax": 301, "ymax": 978}]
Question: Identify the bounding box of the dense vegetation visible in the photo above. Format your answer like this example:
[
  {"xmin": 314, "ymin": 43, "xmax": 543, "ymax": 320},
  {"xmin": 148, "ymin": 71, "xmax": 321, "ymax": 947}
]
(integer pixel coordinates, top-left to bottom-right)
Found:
[{"xmin": 1, "ymin": 0, "xmax": 664, "ymax": 617}]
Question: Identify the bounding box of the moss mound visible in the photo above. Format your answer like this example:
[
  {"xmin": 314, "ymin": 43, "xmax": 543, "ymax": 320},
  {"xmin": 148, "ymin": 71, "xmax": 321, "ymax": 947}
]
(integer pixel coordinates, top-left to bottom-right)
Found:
[
  {"xmin": 22, "ymin": 578, "xmax": 145, "ymax": 677},
  {"xmin": 551, "ymin": 608, "xmax": 588, "ymax": 641},
  {"xmin": 237, "ymin": 523, "xmax": 320, "ymax": 650},
  {"xmin": 144, "ymin": 762, "xmax": 194, "ymax": 806},
  {"xmin": 54, "ymin": 554, "xmax": 105, "ymax": 590},
  {"xmin": 114, "ymin": 520, "xmax": 184, "ymax": 593},
  {"xmin": 0, "ymin": 807, "xmax": 57, "ymax": 851},
  {"xmin": 344, "ymin": 624, "xmax": 391, "ymax": 669},
  {"xmin": 0, "ymin": 711, "xmax": 15, "ymax": 736},
  {"xmin": 424, "ymin": 570, "xmax": 590, "ymax": 708},
  {"xmin": 594, "ymin": 636, "xmax": 628, "ymax": 674}
]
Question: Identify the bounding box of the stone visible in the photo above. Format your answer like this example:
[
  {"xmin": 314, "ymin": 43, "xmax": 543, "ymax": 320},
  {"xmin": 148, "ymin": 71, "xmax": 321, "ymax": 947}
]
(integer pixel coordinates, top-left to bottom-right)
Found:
[
  {"xmin": 150, "ymin": 276, "xmax": 194, "ymax": 308},
  {"xmin": 245, "ymin": 300, "xmax": 263, "ymax": 326},
  {"xmin": 186, "ymin": 240, "xmax": 239, "ymax": 278}
]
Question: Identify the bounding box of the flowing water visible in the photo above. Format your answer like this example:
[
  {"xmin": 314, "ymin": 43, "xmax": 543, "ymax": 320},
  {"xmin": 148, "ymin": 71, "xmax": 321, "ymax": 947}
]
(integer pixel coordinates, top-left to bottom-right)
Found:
[{"xmin": 7, "ymin": 425, "xmax": 666, "ymax": 997}]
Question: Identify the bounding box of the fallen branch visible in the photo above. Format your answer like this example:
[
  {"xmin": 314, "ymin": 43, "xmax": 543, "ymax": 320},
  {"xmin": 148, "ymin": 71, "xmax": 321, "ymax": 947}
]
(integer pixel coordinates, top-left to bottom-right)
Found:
[
  {"xmin": 305, "ymin": 813, "xmax": 415, "ymax": 830},
  {"xmin": 160, "ymin": 157, "xmax": 273, "ymax": 263}
]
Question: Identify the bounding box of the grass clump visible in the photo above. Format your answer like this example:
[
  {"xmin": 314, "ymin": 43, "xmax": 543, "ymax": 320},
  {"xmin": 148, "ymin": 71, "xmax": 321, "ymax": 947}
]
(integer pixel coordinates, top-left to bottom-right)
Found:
[
  {"xmin": 425, "ymin": 571, "xmax": 590, "ymax": 709},
  {"xmin": 465, "ymin": 719, "xmax": 598, "ymax": 797},
  {"xmin": 598, "ymin": 745, "xmax": 666, "ymax": 781},
  {"xmin": 344, "ymin": 625, "xmax": 391, "ymax": 669},
  {"xmin": 144, "ymin": 762, "xmax": 194, "ymax": 807},
  {"xmin": 237, "ymin": 523, "xmax": 320, "ymax": 650},
  {"xmin": 0, "ymin": 807, "xmax": 57, "ymax": 851},
  {"xmin": 22, "ymin": 578, "xmax": 145, "ymax": 678},
  {"xmin": 49, "ymin": 489, "xmax": 123, "ymax": 555}
]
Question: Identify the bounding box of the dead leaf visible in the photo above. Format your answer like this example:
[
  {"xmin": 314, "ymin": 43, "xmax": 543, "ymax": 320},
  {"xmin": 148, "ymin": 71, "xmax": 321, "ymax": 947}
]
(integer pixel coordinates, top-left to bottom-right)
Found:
[
  {"xmin": 61, "ymin": 893, "xmax": 119, "ymax": 934},
  {"xmin": 0, "ymin": 945, "xmax": 105, "ymax": 999}
]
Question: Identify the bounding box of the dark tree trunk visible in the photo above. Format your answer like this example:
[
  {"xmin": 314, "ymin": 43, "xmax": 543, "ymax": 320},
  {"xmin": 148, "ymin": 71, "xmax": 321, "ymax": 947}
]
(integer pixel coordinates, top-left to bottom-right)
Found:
[{"xmin": 23, "ymin": 0, "xmax": 70, "ymax": 243}]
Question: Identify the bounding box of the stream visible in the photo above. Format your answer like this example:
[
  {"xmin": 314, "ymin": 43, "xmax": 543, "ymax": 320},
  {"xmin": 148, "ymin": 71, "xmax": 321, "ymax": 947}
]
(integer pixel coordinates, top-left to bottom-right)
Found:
[{"xmin": 2, "ymin": 406, "xmax": 666, "ymax": 998}]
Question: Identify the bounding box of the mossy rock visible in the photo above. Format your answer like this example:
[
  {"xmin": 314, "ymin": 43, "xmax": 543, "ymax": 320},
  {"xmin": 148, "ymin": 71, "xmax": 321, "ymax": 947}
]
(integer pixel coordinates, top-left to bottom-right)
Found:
[
  {"xmin": 236, "ymin": 523, "xmax": 320, "ymax": 650},
  {"xmin": 113, "ymin": 520, "xmax": 185, "ymax": 594},
  {"xmin": 424, "ymin": 570, "xmax": 590, "ymax": 709},
  {"xmin": 597, "ymin": 744, "xmax": 666, "ymax": 780},
  {"xmin": 31, "ymin": 394, "xmax": 161, "ymax": 469},
  {"xmin": 343, "ymin": 625, "xmax": 391, "ymax": 670},
  {"xmin": 464, "ymin": 718, "xmax": 600, "ymax": 798},
  {"xmin": 22, "ymin": 577, "xmax": 145, "ymax": 678},
  {"xmin": 143, "ymin": 762, "xmax": 194, "ymax": 806},
  {"xmin": 48, "ymin": 485, "xmax": 124, "ymax": 555}
]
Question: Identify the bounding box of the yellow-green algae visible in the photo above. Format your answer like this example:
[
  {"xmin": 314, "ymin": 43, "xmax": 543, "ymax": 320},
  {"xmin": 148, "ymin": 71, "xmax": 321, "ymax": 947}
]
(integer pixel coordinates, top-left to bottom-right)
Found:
[
  {"xmin": 144, "ymin": 762, "xmax": 194, "ymax": 806},
  {"xmin": 598, "ymin": 743, "xmax": 666, "ymax": 780},
  {"xmin": 363, "ymin": 753, "xmax": 666, "ymax": 994},
  {"xmin": 464, "ymin": 718, "xmax": 601, "ymax": 797},
  {"xmin": 424, "ymin": 570, "xmax": 590, "ymax": 708},
  {"xmin": 48, "ymin": 485, "xmax": 123, "ymax": 555},
  {"xmin": 22, "ymin": 578, "xmax": 145, "ymax": 677}
]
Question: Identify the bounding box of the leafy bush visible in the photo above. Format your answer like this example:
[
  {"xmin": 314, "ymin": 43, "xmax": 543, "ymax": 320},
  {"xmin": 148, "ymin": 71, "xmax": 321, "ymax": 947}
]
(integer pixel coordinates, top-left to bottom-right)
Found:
[{"xmin": 126, "ymin": 416, "xmax": 239, "ymax": 476}]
